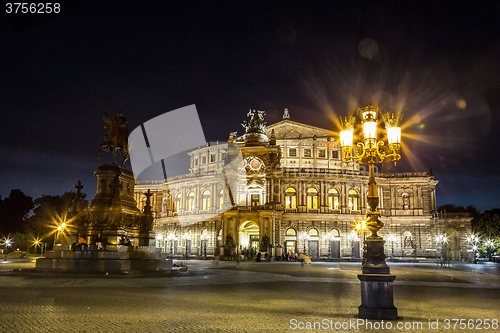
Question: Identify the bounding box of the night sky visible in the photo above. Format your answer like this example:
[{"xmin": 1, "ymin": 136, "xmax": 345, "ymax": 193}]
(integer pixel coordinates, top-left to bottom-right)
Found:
[{"xmin": 1, "ymin": 1, "xmax": 500, "ymax": 211}]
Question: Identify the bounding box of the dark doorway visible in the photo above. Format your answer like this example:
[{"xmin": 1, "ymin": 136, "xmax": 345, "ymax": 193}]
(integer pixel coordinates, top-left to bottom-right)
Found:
[
  {"xmin": 200, "ymin": 239, "xmax": 207, "ymax": 256},
  {"xmin": 330, "ymin": 240, "xmax": 340, "ymax": 258},
  {"xmin": 352, "ymin": 240, "xmax": 360, "ymax": 258},
  {"xmin": 308, "ymin": 240, "xmax": 319, "ymax": 258}
]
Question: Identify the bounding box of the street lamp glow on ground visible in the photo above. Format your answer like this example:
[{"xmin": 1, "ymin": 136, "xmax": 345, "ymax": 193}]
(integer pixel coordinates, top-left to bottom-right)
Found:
[{"xmin": 340, "ymin": 105, "xmax": 402, "ymax": 320}]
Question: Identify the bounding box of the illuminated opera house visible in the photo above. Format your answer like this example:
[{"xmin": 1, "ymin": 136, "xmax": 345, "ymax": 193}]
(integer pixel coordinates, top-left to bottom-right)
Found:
[{"xmin": 134, "ymin": 109, "xmax": 471, "ymax": 261}]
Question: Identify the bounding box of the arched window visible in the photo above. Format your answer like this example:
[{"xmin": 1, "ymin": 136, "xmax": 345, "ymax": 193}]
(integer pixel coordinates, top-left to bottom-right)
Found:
[
  {"xmin": 186, "ymin": 191, "xmax": 195, "ymax": 212},
  {"xmin": 307, "ymin": 187, "xmax": 318, "ymax": 209},
  {"xmin": 328, "ymin": 188, "xmax": 340, "ymax": 210},
  {"xmin": 348, "ymin": 189, "xmax": 359, "ymax": 210},
  {"xmin": 218, "ymin": 189, "xmax": 224, "ymax": 210},
  {"xmin": 201, "ymin": 190, "xmax": 211, "ymax": 210},
  {"xmin": 308, "ymin": 228, "xmax": 319, "ymax": 237},
  {"xmin": 330, "ymin": 228, "xmax": 340, "ymax": 238},
  {"xmin": 174, "ymin": 193, "xmax": 181, "ymax": 212},
  {"xmin": 286, "ymin": 228, "xmax": 297, "ymax": 236},
  {"xmin": 285, "ymin": 187, "xmax": 297, "ymax": 209}
]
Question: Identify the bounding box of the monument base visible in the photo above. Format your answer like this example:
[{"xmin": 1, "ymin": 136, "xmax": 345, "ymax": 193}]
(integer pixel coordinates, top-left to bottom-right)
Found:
[
  {"xmin": 358, "ymin": 274, "xmax": 398, "ymax": 320},
  {"xmin": 35, "ymin": 248, "xmax": 185, "ymax": 274}
]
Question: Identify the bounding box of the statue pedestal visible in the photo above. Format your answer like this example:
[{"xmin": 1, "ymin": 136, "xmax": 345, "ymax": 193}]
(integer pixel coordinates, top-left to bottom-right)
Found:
[
  {"xmin": 88, "ymin": 164, "xmax": 153, "ymax": 247},
  {"xmin": 358, "ymin": 274, "xmax": 398, "ymax": 319}
]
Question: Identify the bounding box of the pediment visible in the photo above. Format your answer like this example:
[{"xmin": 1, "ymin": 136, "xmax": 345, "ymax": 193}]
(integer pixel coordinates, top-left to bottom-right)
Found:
[{"xmin": 266, "ymin": 120, "xmax": 335, "ymax": 139}]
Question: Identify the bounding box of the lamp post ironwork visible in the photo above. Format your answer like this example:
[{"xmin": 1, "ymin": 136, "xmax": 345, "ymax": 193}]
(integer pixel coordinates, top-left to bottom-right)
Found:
[{"xmin": 340, "ymin": 105, "xmax": 401, "ymax": 319}]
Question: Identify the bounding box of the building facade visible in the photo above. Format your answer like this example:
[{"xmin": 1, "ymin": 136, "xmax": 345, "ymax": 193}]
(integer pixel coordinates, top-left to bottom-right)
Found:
[{"xmin": 134, "ymin": 110, "xmax": 472, "ymax": 261}]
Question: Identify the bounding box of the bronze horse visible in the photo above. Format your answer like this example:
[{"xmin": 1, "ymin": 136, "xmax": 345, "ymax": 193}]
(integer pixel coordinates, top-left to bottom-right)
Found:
[{"xmin": 98, "ymin": 112, "xmax": 129, "ymax": 167}]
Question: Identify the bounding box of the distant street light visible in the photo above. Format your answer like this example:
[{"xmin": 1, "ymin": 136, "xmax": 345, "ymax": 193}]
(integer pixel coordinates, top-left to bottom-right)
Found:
[
  {"xmin": 466, "ymin": 234, "xmax": 480, "ymax": 263},
  {"xmin": 436, "ymin": 234, "xmax": 448, "ymax": 266},
  {"xmin": 53, "ymin": 221, "xmax": 68, "ymax": 246},
  {"xmin": 387, "ymin": 234, "xmax": 397, "ymax": 260},
  {"xmin": 3, "ymin": 238, "xmax": 12, "ymax": 261},
  {"xmin": 485, "ymin": 239, "xmax": 495, "ymax": 261},
  {"xmin": 355, "ymin": 220, "xmax": 368, "ymax": 263},
  {"xmin": 167, "ymin": 232, "xmax": 176, "ymax": 257},
  {"xmin": 298, "ymin": 232, "xmax": 309, "ymax": 253},
  {"xmin": 200, "ymin": 231, "xmax": 209, "ymax": 257}
]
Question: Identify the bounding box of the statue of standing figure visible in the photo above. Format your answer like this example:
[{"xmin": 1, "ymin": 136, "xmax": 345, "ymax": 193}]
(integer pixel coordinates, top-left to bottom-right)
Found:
[{"xmin": 99, "ymin": 111, "xmax": 129, "ymax": 167}]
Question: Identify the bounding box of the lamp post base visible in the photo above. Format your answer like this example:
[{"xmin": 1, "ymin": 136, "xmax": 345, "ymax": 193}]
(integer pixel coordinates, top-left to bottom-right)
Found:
[{"xmin": 358, "ymin": 274, "xmax": 398, "ymax": 320}]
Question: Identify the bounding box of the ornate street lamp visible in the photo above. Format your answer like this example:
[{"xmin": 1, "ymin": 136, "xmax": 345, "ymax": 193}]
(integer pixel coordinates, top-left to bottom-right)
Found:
[{"xmin": 340, "ymin": 105, "xmax": 401, "ymax": 319}]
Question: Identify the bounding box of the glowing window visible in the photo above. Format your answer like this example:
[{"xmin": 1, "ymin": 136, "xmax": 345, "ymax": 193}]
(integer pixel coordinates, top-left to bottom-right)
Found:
[
  {"xmin": 218, "ymin": 189, "xmax": 224, "ymax": 210},
  {"xmin": 309, "ymin": 228, "xmax": 319, "ymax": 237},
  {"xmin": 328, "ymin": 188, "xmax": 340, "ymax": 210},
  {"xmin": 174, "ymin": 193, "xmax": 181, "ymax": 212},
  {"xmin": 286, "ymin": 228, "xmax": 297, "ymax": 236},
  {"xmin": 285, "ymin": 187, "xmax": 297, "ymax": 209},
  {"xmin": 201, "ymin": 190, "xmax": 211, "ymax": 210},
  {"xmin": 348, "ymin": 189, "xmax": 359, "ymax": 210},
  {"xmin": 307, "ymin": 187, "xmax": 318, "ymax": 209},
  {"xmin": 186, "ymin": 191, "xmax": 195, "ymax": 212}
]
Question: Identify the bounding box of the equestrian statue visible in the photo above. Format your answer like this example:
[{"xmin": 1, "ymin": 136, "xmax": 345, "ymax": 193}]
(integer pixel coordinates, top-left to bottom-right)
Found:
[{"xmin": 98, "ymin": 111, "xmax": 129, "ymax": 167}]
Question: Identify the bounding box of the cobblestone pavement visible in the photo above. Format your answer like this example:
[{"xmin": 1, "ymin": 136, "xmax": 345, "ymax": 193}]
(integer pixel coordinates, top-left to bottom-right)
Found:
[{"xmin": 0, "ymin": 260, "xmax": 499, "ymax": 332}]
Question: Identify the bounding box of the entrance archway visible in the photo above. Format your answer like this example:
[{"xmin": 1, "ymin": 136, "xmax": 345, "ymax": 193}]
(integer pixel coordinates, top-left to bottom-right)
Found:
[{"xmin": 239, "ymin": 221, "xmax": 260, "ymax": 252}]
